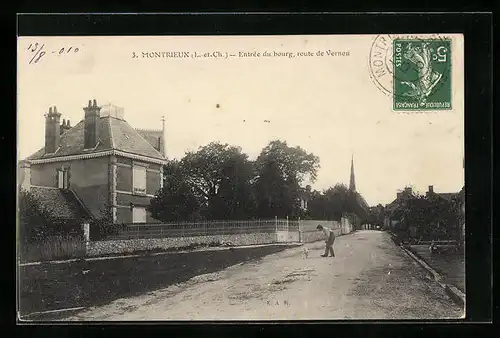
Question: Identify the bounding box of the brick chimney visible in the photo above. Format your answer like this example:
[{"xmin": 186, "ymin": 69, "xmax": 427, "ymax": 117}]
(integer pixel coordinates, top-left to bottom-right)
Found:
[
  {"xmin": 45, "ymin": 106, "xmax": 61, "ymax": 153},
  {"xmin": 426, "ymin": 185, "xmax": 434, "ymax": 197},
  {"xmin": 60, "ymin": 118, "xmax": 72, "ymax": 135},
  {"xmin": 61, "ymin": 119, "xmax": 72, "ymax": 135},
  {"xmin": 83, "ymin": 99, "xmax": 101, "ymax": 149}
]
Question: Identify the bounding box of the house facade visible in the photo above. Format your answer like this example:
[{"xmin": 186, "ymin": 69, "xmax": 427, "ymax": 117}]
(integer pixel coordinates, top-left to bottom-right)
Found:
[
  {"xmin": 19, "ymin": 99, "xmax": 167, "ymax": 224},
  {"xmin": 383, "ymin": 187, "xmax": 414, "ymax": 231}
]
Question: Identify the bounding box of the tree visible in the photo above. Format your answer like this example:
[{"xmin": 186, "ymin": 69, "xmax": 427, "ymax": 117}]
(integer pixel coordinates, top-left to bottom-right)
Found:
[
  {"xmin": 306, "ymin": 183, "xmax": 354, "ymax": 221},
  {"xmin": 307, "ymin": 190, "xmax": 329, "ymax": 220},
  {"xmin": 254, "ymin": 140, "xmax": 320, "ymax": 219},
  {"xmin": 390, "ymin": 190, "xmax": 459, "ymax": 241},
  {"xmin": 369, "ymin": 204, "xmax": 386, "ymax": 227},
  {"xmin": 180, "ymin": 142, "xmax": 256, "ymax": 220},
  {"xmin": 324, "ymin": 183, "xmax": 352, "ymax": 220},
  {"xmin": 148, "ymin": 160, "xmax": 202, "ymax": 222}
]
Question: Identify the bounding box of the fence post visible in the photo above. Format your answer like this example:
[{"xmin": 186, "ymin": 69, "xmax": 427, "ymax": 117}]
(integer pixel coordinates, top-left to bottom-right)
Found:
[
  {"xmin": 83, "ymin": 222, "xmax": 90, "ymax": 255},
  {"xmin": 298, "ymin": 217, "xmax": 301, "ymax": 243}
]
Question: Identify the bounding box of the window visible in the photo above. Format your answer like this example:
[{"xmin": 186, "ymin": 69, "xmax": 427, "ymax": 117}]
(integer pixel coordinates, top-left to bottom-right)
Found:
[
  {"xmin": 57, "ymin": 169, "xmax": 69, "ymax": 189},
  {"xmin": 132, "ymin": 206, "xmax": 147, "ymax": 223},
  {"xmin": 133, "ymin": 164, "xmax": 147, "ymax": 194}
]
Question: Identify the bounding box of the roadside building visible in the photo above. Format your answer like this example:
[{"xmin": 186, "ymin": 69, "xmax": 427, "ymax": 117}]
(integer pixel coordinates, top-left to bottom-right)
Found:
[
  {"xmin": 19, "ymin": 99, "xmax": 167, "ymax": 224},
  {"xmin": 383, "ymin": 187, "xmax": 415, "ymax": 231}
]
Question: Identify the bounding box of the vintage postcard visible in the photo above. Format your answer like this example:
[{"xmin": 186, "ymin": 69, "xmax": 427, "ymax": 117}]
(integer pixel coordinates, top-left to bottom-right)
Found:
[{"xmin": 17, "ymin": 34, "xmax": 465, "ymax": 321}]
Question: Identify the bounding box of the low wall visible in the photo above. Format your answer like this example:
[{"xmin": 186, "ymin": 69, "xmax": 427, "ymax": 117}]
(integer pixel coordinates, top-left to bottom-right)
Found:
[
  {"xmin": 299, "ymin": 220, "xmax": 340, "ymax": 232},
  {"xmin": 299, "ymin": 229, "xmax": 342, "ymax": 243},
  {"xmin": 86, "ymin": 232, "xmax": 276, "ymax": 257},
  {"xmin": 299, "ymin": 218, "xmax": 353, "ymax": 243}
]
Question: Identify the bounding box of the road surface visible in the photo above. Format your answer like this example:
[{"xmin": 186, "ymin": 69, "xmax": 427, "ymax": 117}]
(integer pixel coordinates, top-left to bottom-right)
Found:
[{"xmin": 66, "ymin": 231, "xmax": 464, "ymax": 320}]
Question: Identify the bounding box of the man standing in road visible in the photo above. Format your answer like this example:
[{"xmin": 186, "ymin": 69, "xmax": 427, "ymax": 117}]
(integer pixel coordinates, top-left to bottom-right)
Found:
[{"xmin": 317, "ymin": 224, "xmax": 335, "ymax": 257}]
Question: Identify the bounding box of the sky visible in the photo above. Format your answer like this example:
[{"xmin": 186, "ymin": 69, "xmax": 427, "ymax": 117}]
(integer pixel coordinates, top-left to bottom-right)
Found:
[{"xmin": 17, "ymin": 35, "xmax": 464, "ymax": 206}]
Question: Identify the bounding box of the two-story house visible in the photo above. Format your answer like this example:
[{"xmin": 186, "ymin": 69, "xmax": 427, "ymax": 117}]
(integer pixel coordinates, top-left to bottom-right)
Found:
[{"xmin": 19, "ymin": 99, "xmax": 167, "ymax": 224}]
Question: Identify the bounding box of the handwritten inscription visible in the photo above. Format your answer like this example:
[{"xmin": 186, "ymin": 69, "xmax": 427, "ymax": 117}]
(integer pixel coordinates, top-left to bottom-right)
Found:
[
  {"xmin": 26, "ymin": 42, "xmax": 82, "ymax": 64},
  {"xmin": 132, "ymin": 50, "xmax": 350, "ymax": 60}
]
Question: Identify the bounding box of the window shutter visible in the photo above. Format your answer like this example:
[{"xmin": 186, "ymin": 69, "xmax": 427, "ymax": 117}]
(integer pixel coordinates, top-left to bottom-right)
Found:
[
  {"xmin": 133, "ymin": 165, "xmax": 147, "ymax": 194},
  {"xmin": 132, "ymin": 206, "xmax": 147, "ymax": 223},
  {"xmin": 57, "ymin": 170, "xmax": 64, "ymax": 189}
]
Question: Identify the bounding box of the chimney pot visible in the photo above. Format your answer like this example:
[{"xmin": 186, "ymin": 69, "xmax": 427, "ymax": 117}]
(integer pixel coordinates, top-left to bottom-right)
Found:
[
  {"xmin": 428, "ymin": 185, "xmax": 434, "ymax": 193},
  {"xmin": 93, "ymin": 99, "xmax": 97, "ymax": 106},
  {"xmin": 62, "ymin": 118, "xmax": 66, "ymax": 125},
  {"xmin": 67, "ymin": 120, "xmax": 70, "ymax": 127},
  {"xmin": 88, "ymin": 100, "xmax": 92, "ymax": 107},
  {"xmin": 54, "ymin": 106, "xmax": 58, "ymax": 113},
  {"xmin": 49, "ymin": 107, "xmax": 53, "ymax": 114}
]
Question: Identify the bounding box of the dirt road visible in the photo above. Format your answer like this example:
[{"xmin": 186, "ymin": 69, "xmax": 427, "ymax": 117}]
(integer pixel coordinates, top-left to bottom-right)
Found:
[{"xmin": 66, "ymin": 231, "xmax": 464, "ymax": 320}]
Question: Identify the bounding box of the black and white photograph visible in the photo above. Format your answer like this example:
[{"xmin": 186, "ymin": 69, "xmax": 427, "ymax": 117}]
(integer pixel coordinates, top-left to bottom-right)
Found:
[{"xmin": 17, "ymin": 33, "xmax": 466, "ymax": 321}]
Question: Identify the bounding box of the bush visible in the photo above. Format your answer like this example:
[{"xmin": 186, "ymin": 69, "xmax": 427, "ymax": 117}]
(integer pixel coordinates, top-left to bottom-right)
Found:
[
  {"xmin": 18, "ymin": 189, "xmax": 84, "ymax": 245},
  {"xmin": 89, "ymin": 219, "xmax": 127, "ymax": 241},
  {"xmin": 20, "ymin": 235, "xmax": 86, "ymax": 262},
  {"xmin": 17, "ymin": 189, "xmax": 85, "ymax": 263}
]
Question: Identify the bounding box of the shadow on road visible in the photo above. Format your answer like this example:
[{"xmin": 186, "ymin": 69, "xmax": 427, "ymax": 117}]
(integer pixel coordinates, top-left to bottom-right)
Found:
[{"xmin": 19, "ymin": 245, "xmax": 294, "ymax": 319}]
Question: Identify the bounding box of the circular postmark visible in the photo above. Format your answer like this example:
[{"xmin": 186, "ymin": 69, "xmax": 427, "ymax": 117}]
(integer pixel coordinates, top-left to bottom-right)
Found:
[{"xmin": 369, "ymin": 34, "xmax": 451, "ymax": 101}]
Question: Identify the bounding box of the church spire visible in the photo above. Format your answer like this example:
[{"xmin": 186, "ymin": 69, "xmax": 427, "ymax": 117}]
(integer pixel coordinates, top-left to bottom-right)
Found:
[{"xmin": 349, "ymin": 154, "xmax": 356, "ymax": 192}]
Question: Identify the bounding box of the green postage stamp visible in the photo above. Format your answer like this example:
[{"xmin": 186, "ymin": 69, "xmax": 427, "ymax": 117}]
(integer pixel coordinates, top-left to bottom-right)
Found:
[{"xmin": 393, "ymin": 38, "xmax": 451, "ymax": 111}]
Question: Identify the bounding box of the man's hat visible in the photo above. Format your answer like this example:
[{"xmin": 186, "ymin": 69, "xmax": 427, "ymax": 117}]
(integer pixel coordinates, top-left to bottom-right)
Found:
[{"xmin": 316, "ymin": 224, "xmax": 323, "ymax": 230}]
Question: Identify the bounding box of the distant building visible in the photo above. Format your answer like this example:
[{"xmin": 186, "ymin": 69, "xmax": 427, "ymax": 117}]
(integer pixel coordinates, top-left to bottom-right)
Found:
[
  {"xmin": 299, "ymin": 185, "xmax": 312, "ymax": 211},
  {"xmin": 384, "ymin": 185, "xmax": 464, "ymax": 239},
  {"xmin": 347, "ymin": 155, "xmax": 370, "ymax": 228},
  {"xmin": 425, "ymin": 185, "xmax": 464, "ymax": 240},
  {"xmin": 383, "ymin": 187, "xmax": 414, "ymax": 230},
  {"xmin": 425, "ymin": 185, "xmax": 459, "ymax": 202},
  {"xmin": 18, "ymin": 99, "xmax": 167, "ymax": 224}
]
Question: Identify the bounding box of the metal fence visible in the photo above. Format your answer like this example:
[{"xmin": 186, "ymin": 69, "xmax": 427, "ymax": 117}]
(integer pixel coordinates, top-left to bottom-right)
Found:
[{"xmin": 107, "ymin": 218, "xmax": 298, "ymax": 240}]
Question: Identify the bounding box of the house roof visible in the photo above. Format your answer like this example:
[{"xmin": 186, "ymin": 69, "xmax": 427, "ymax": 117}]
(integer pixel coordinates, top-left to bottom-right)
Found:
[
  {"xmin": 428, "ymin": 191, "xmax": 460, "ymax": 202},
  {"xmin": 26, "ymin": 116, "xmax": 165, "ymax": 162},
  {"xmin": 30, "ymin": 187, "xmax": 93, "ymax": 221},
  {"xmin": 350, "ymin": 191, "xmax": 370, "ymax": 220},
  {"xmin": 437, "ymin": 193, "xmax": 458, "ymax": 201},
  {"xmin": 354, "ymin": 192, "xmax": 370, "ymax": 210},
  {"xmin": 135, "ymin": 128, "xmax": 164, "ymax": 155}
]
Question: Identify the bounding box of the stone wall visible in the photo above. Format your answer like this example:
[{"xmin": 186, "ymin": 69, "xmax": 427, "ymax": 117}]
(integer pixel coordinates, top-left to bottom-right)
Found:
[
  {"xmin": 299, "ymin": 220, "xmax": 341, "ymax": 232},
  {"xmin": 85, "ymin": 217, "xmax": 355, "ymax": 257},
  {"xmin": 299, "ymin": 217, "xmax": 354, "ymax": 243},
  {"xmin": 86, "ymin": 232, "xmax": 277, "ymax": 257},
  {"xmin": 299, "ymin": 229, "xmax": 341, "ymax": 243}
]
